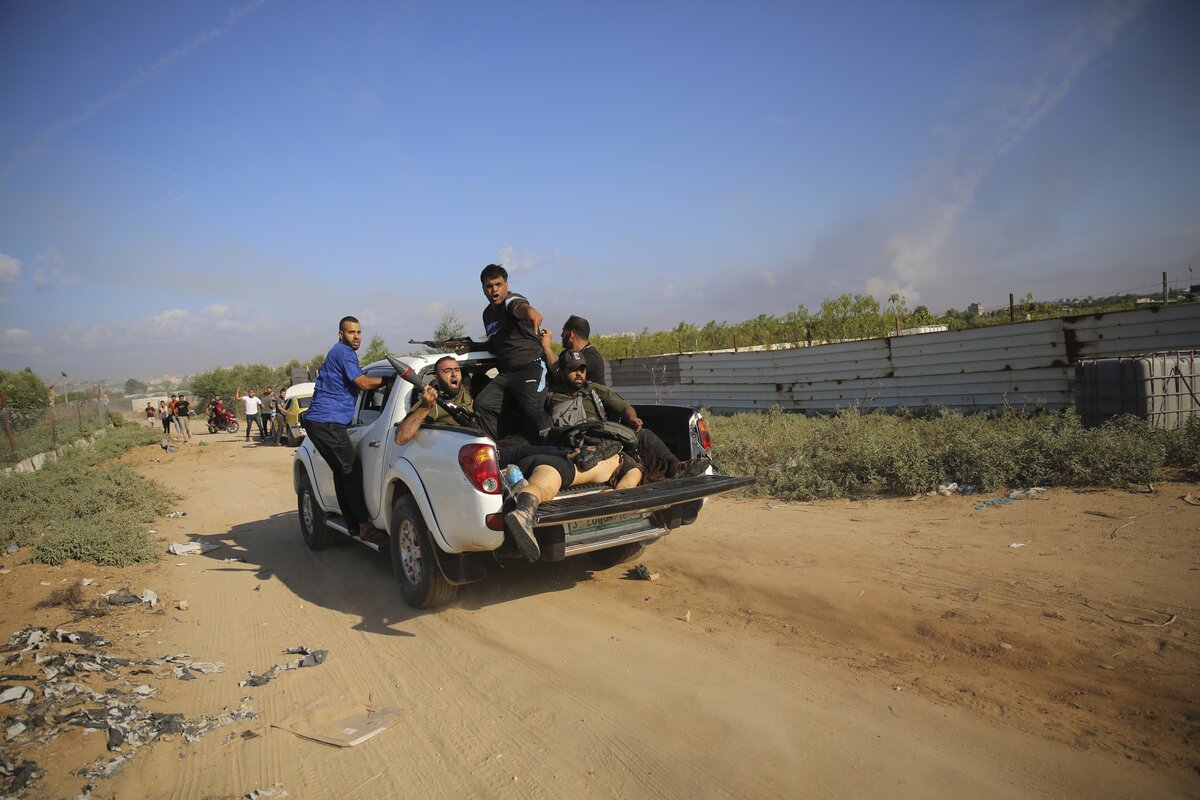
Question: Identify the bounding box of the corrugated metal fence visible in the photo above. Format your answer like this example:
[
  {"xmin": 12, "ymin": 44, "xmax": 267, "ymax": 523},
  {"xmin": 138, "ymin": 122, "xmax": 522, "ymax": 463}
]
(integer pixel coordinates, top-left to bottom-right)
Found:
[{"xmin": 606, "ymin": 304, "xmax": 1200, "ymax": 413}]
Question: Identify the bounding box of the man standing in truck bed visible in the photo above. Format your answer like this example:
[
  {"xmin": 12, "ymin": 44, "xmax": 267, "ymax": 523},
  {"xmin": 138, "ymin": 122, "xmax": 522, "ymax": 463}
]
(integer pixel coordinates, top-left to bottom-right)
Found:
[{"xmin": 475, "ymin": 263, "xmax": 552, "ymax": 443}]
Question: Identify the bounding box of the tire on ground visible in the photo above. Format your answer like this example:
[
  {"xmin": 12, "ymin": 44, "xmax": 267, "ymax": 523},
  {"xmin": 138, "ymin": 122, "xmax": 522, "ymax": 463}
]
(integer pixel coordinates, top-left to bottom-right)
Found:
[
  {"xmin": 591, "ymin": 541, "xmax": 646, "ymax": 568},
  {"xmin": 390, "ymin": 493, "xmax": 457, "ymax": 609},
  {"xmin": 297, "ymin": 471, "xmax": 337, "ymax": 550}
]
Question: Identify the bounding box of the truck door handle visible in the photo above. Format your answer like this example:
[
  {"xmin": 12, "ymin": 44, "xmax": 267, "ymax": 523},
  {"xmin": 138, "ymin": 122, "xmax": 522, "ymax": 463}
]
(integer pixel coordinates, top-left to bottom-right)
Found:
[{"xmin": 368, "ymin": 440, "xmax": 381, "ymax": 447}]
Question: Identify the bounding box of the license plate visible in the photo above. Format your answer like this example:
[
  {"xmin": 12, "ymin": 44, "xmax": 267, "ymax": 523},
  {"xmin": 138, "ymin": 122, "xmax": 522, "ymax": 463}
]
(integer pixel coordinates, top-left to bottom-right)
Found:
[{"xmin": 565, "ymin": 511, "xmax": 647, "ymax": 535}]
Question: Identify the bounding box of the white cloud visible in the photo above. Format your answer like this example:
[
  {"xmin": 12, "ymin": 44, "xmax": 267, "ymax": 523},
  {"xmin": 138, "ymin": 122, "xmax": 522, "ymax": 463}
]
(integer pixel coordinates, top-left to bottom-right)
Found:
[
  {"xmin": 0, "ymin": 254, "xmax": 20, "ymax": 284},
  {"xmin": 496, "ymin": 246, "xmax": 545, "ymax": 275},
  {"xmin": 60, "ymin": 304, "xmax": 269, "ymax": 351},
  {"xmin": 0, "ymin": 328, "xmax": 43, "ymax": 357},
  {"xmin": 32, "ymin": 248, "xmax": 81, "ymax": 291},
  {"xmin": 422, "ymin": 302, "xmax": 446, "ymax": 319},
  {"xmin": 0, "ymin": 253, "xmax": 19, "ymax": 305}
]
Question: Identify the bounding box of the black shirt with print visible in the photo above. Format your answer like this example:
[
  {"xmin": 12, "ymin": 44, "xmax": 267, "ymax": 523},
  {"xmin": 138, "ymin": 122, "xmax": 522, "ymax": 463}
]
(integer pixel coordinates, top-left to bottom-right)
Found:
[{"xmin": 482, "ymin": 291, "xmax": 543, "ymax": 372}]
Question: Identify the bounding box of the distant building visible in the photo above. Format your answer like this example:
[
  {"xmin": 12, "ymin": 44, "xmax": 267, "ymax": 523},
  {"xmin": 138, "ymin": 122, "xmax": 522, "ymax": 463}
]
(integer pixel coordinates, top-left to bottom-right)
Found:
[{"xmin": 968, "ymin": 302, "xmax": 984, "ymax": 316}]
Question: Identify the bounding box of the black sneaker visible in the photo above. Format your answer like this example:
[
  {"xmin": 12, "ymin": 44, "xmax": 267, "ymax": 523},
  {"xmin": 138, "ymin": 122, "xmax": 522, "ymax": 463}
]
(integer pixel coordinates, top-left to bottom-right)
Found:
[
  {"xmin": 570, "ymin": 440, "xmax": 623, "ymax": 472},
  {"xmin": 674, "ymin": 457, "xmax": 713, "ymax": 478}
]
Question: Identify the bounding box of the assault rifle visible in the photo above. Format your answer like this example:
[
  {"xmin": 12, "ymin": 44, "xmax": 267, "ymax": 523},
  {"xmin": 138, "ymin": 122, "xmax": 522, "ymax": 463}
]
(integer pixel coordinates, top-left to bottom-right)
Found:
[
  {"xmin": 407, "ymin": 337, "xmax": 491, "ymax": 355},
  {"xmin": 386, "ymin": 354, "xmax": 480, "ymax": 429}
]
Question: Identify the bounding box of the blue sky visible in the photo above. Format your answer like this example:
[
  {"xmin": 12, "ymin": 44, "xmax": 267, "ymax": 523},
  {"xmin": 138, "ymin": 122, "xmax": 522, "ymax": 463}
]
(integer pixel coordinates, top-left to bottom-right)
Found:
[{"xmin": 1, "ymin": 0, "xmax": 1197, "ymax": 382}]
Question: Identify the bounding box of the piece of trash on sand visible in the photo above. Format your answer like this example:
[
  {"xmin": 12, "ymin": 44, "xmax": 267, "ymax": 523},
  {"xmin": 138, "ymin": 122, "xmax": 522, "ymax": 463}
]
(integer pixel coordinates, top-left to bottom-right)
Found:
[
  {"xmin": 81, "ymin": 578, "xmax": 94, "ymax": 586},
  {"xmin": 684, "ymin": 611, "xmax": 691, "ymax": 623},
  {"xmin": 272, "ymin": 701, "xmax": 401, "ymax": 748},
  {"xmin": 168, "ymin": 541, "xmax": 220, "ymax": 556},
  {"xmin": 140, "ymin": 588, "xmax": 159, "ymax": 608},
  {"xmin": 240, "ymin": 647, "xmax": 328, "ymax": 687},
  {"xmin": 101, "ymin": 588, "xmax": 143, "ymax": 606},
  {"xmin": 223, "ymin": 557, "xmax": 246, "ymax": 563},
  {"xmin": 243, "ymin": 781, "xmax": 289, "ymax": 798},
  {"xmin": 1183, "ymin": 490, "xmax": 1200, "ymax": 507},
  {"xmin": 5, "ymin": 544, "xmax": 19, "ymax": 555},
  {"xmin": 0, "ymin": 685, "xmax": 34, "ymax": 705},
  {"xmin": 632, "ymin": 564, "xmax": 660, "ymax": 581},
  {"xmin": 176, "ymin": 600, "xmax": 189, "ymax": 611},
  {"xmin": 166, "ymin": 511, "xmax": 187, "ymax": 518},
  {"xmin": 1008, "ymin": 543, "xmax": 1026, "ymax": 549}
]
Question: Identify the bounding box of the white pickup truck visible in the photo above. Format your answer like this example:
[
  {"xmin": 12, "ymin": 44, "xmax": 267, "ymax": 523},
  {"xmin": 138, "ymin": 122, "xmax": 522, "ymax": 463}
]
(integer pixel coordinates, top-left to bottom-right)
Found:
[{"xmin": 292, "ymin": 351, "xmax": 753, "ymax": 608}]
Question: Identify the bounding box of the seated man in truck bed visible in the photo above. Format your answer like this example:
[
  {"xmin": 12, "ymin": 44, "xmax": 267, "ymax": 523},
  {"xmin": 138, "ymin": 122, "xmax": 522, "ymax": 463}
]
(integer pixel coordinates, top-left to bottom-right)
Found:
[
  {"xmin": 394, "ymin": 355, "xmax": 614, "ymax": 478},
  {"xmin": 547, "ymin": 350, "xmax": 709, "ymax": 480}
]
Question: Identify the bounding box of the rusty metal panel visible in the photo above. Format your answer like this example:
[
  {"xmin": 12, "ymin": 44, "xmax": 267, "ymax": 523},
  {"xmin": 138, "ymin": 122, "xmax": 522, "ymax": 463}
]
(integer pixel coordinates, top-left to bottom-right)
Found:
[{"xmin": 1063, "ymin": 304, "xmax": 1200, "ymax": 360}]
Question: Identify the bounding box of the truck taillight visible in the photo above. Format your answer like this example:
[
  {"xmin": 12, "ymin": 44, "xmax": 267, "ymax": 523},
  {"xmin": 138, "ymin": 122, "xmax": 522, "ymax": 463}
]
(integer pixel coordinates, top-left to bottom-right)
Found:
[
  {"xmin": 696, "ymin": 417, "xmax": 712, "ymax": 452},
  {"xmin": 458, "ymin": 444, "xmax": 500, "ymax": 494}
]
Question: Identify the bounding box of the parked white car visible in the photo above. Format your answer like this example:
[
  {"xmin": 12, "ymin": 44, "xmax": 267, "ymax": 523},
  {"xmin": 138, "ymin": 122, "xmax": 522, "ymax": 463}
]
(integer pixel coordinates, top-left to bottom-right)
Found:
[{"xmin": 292, "ymin": 351, "xmax": 752, "ymax": 608}]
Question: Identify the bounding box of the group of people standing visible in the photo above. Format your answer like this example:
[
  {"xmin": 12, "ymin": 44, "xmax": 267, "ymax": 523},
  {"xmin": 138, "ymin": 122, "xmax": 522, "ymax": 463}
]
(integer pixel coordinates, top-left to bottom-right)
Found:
[
  {"xmin": 231, "ymin": 386, "xmax": 286, "ymax": 444},
  {"xmin": 144, "ymin": 394, "xmax": 193, "ymax": 442}
]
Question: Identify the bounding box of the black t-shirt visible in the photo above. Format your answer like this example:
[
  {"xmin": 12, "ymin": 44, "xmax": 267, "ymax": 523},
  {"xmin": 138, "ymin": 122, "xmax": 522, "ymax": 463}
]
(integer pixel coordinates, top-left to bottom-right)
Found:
[
  {"xmin": 483, "ymin": 291, "xmax": 542, "ymax": 371},
  {"xmin": 175, "ymin": 400, "xmax": 191, "ymax": 416}
]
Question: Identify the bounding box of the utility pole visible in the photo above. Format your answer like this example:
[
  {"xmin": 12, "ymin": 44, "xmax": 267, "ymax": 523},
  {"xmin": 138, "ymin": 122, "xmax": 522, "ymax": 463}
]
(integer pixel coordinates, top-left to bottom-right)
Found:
[
  {"xmin": 1009, "ymin": 293, "xmax": 1015, "ymax": 323},
  {"xmin": 1163, "ymin": 271, "xmax": 1169, "ymax": 306}
]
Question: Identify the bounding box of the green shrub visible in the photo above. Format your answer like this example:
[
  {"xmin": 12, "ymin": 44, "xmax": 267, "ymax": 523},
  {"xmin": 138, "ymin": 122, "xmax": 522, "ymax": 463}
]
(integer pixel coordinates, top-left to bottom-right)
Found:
[
  {"xmin": 0, "ymin": 426, "xmax": 174, "ymax": 567},
  {"xmin": 709, "ymin": 408, "xmax": 1194, "ymax": 500}
]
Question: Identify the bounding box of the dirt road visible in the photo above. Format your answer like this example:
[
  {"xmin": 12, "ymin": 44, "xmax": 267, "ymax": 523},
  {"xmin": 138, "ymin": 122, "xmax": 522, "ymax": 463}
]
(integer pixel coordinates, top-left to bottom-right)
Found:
[{"xmin": 4, "ymin": 433, "xmax": 1198, "ymax": 798}]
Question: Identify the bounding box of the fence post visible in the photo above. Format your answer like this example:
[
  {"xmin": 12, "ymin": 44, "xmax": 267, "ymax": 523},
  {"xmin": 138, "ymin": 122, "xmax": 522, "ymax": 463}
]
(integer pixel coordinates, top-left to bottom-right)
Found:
[
  {"xmin": 48, "ymin": 390, "xmax": 57, "ymax": 448},
  {"xmin": 0, "ymin": 389, "xmax": 19, "ymax": 465}
]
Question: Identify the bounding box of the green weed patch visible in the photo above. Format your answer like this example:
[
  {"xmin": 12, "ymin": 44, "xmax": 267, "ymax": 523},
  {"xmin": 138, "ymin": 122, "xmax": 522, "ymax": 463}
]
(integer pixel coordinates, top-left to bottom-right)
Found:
[
  {"xmin": 0, "ymin": 426, "xmax": 174, "ymax": 566},
  {"xmin": 709, "ymin": 408, "xmax": 1200, "ymax": 500}
]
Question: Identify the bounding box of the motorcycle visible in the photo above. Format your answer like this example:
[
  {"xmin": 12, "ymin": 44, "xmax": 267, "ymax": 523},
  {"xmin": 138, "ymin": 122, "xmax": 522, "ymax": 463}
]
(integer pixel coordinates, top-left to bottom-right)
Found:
[{"xmin": 207, "ymin": 411, "xmax": 239, "ymax": 434}]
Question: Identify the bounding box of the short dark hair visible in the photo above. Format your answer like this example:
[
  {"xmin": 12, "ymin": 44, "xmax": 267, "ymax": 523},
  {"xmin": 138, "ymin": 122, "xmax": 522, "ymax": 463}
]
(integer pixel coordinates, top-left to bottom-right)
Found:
[
  {"xmin": 434, "ymin": 355, "xmax": 459, "ymax": 371},
  {"xmin": 563, "ymin": 315, "xmax": 590, "ymax": 340},
  {"xmin": 480, "ymin": 264, "xmax": 507, "ymax": 283},
  {"xmin": 339, "ymin": 316, "xmax": 359, "ymax": 332}
]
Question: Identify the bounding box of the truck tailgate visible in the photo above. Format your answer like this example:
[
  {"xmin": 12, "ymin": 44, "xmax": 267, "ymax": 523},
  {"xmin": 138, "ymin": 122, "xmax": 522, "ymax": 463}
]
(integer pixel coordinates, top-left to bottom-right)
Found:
[{"xmin": 534, "ymin": 474, "xmax": 755, "ymax": 525}]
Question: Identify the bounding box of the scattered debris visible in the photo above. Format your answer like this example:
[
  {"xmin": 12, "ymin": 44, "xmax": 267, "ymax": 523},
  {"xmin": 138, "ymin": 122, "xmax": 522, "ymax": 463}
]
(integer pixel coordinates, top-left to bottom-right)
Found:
[
  {"xmin": 1181, "ymin": 490, "xmax": 1200, "ymax": 507},
  {"xmin": 140, "ymin": 589, "xmax": 159, "ymax": 608},
  {"xmin": 81, "ymin": 578, "xmax": 94, "ymax": 587},
  {"xmin": 223, "ymin": 557, "xmax": 247, "ymax": 563},
  {"xmin": 244, "ymin": 782, "xmax": 288, "ymax": 799},
  {"xmin": 165, "ymin": 511, "xmax": 187, "ymax": 518},
  {"xmin": 4, "ymin": 544, "xmax": 18, "ymax": 555},
  {"xmin": 976, "ymin": 487, "xmax": 1048, "ymax": 510},
  {"xmin": 167, "ymin": 541, "xmax": 220, "ymax": 556},
  {"xmin": 176, "ymin": 600, "xmax": 189, "ymax": 611},
  {"xmin": 51, "ymin": 629, "xmax": 109, "ymax": 647},
  {"xmin": 0, "ymin": 686, "xmax": 33, "ymax": 705},
  {"xmin": 684, "ymin": 611, "xmax": 692, "ymax": 623},
  {"xmin": 1008, "ymin": 543, "xmax": 1026, "ymax": 549},
  {"xmin": 240, "ymin": 647, "xmax": 328, "ymax": 687}
]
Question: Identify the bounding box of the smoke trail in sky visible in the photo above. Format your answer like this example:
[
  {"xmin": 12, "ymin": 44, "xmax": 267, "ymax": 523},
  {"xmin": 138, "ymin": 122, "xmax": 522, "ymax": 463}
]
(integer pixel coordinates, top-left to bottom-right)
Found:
[{"xmin": 2, "ymin": 0, "xmax": 269, "ymax": 178}]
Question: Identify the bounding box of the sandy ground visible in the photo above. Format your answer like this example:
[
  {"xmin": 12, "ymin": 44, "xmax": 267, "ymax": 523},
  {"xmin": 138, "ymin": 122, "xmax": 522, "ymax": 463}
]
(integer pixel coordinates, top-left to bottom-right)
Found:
[{"xmin": 1, "ymin": 429, "xmax": 1198, "ymax": 799}]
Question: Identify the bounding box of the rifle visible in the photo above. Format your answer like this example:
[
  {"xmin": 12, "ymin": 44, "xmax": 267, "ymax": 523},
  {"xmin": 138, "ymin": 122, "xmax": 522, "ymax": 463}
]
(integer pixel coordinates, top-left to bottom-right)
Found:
[
  {"xmin": 386, "ymin": 354, "xmax": 480, "ymax": 429},
  {"xmin": 407, "ymin": 337, "xmax": 490, "ymax": 355}
]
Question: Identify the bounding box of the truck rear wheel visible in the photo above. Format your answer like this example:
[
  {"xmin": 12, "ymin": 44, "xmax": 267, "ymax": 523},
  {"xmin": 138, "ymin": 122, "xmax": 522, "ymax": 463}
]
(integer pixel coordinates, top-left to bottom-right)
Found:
[
  {"xmin": 298, "ymin": 472, "xmax": 337, "ymax": 550},
  {"xmin": 390, "ymin": 494, "xmax": 457, "ymax": 609},
  {"xmin": 591, "ymin": 541, "xmax": 646, "ymax": 568}
]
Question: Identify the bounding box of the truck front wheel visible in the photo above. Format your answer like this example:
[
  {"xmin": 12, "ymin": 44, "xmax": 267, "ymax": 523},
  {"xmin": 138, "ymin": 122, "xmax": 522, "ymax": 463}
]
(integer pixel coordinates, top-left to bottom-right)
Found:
[{"xmin": 390, "ymin": 494, "xmax": 457, "ymax": 609}]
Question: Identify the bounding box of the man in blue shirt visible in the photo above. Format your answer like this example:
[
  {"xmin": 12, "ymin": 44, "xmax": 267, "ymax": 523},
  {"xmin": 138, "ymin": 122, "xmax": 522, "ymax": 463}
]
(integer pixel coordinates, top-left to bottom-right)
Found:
[{"xmin": 305, "ymin": 316, "xmax": 385, "ymax": 539}]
